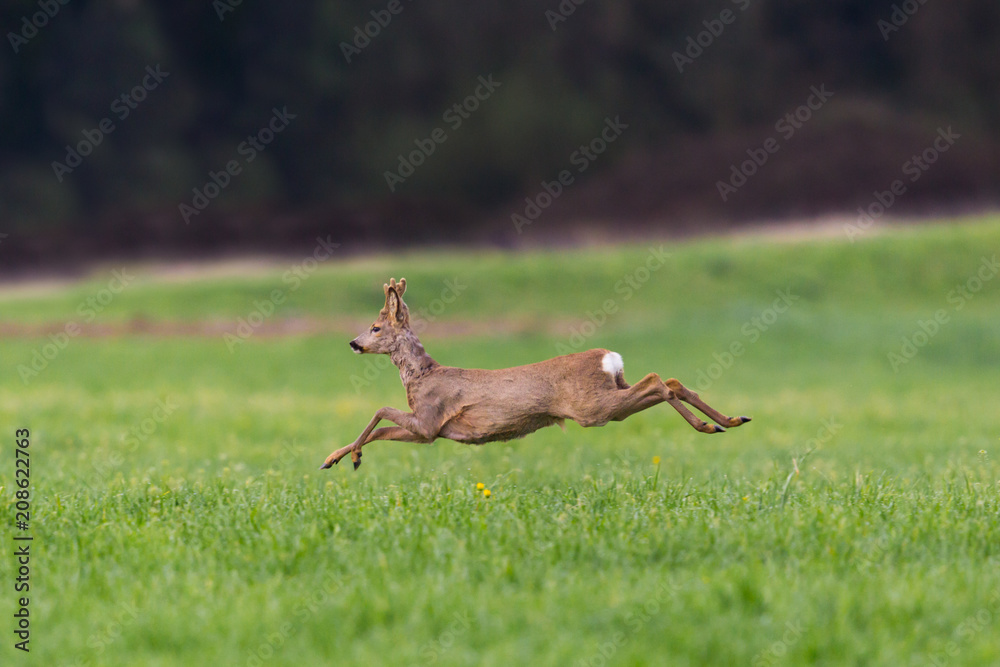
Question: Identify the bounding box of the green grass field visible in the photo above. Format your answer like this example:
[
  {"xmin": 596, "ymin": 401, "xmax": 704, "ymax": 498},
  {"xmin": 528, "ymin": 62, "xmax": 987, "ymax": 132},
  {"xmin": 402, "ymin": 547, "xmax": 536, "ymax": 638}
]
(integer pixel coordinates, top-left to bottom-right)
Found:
[{"xmin": 2, "ymin": 218, "xmax": 999, "ymax": 666}]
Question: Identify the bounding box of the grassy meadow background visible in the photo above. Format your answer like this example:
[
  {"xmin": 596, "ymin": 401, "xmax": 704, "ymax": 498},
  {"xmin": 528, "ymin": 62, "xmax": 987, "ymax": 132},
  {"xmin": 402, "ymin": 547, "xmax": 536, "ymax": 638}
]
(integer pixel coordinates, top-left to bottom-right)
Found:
[{"xmin": 2, "ymin": 217, "xmax": 1000, "ymax": 665}]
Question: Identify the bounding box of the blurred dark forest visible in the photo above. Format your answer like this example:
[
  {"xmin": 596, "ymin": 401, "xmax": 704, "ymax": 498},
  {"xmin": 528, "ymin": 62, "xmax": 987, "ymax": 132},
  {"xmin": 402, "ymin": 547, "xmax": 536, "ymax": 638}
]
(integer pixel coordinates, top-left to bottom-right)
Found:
[{"xmin": 1, "ymin": 0, "xmax": 999, "ymax": 270}]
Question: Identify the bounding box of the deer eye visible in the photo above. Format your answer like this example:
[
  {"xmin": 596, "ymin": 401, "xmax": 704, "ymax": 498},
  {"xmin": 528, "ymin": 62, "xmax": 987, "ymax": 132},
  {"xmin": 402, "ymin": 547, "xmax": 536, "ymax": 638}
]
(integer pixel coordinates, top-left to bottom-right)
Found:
[{"xmin": 371, "ymin": 326, "xmax": 381, "ymax": 333}]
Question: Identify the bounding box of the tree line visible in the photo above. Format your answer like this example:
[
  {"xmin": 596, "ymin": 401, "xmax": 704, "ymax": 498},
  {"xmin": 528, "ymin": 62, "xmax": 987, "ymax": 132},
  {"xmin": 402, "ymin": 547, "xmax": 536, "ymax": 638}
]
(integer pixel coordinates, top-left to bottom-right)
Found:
[{"xmin": 1, "ymin": 0, "xmax": 997, "ymax": 254}]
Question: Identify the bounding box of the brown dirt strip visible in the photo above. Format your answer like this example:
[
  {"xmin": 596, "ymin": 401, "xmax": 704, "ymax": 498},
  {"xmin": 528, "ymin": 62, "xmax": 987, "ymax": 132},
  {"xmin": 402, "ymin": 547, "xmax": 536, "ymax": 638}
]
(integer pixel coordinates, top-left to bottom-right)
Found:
[{"xmin": 0, "ymin": 317, "xmax": 557, "ymax": 340}]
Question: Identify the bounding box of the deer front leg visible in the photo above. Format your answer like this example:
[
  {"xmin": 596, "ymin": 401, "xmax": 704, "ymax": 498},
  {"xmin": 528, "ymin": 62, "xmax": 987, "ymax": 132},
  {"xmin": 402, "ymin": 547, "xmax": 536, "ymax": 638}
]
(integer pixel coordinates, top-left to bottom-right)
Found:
[
  {"xmin": 320, "ymin": 407, "xmax": 438, "ymax": 470},
  {"xmin": 365, "ymin": 426, "xmax": 435, "ymax": 445},
  {"xmin": 320, "ymin": 427, "xmax": 434, "ymax": 470}
]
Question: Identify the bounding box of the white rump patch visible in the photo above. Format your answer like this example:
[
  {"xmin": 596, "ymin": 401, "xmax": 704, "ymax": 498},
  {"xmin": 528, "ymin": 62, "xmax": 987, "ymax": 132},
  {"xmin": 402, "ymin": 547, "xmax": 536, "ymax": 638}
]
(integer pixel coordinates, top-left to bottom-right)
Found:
[{"xmin": 601, "ymin": 351, "xmax": 624, "ymax": 377}]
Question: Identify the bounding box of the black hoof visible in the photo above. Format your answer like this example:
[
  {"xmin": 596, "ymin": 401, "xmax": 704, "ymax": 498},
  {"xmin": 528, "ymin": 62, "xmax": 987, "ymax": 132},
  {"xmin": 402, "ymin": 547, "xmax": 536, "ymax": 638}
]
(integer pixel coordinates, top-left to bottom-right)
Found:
[
  {"xmin": 740, "ymin": 416, "xmax": 752, "ymax": 423},
  {"xmin": 714, "ymin": 424, "xmax": 726, "ymax": 433},
  {"xmin": 353, "ymin": 460, "xmax": 361, "ymax": 471}
]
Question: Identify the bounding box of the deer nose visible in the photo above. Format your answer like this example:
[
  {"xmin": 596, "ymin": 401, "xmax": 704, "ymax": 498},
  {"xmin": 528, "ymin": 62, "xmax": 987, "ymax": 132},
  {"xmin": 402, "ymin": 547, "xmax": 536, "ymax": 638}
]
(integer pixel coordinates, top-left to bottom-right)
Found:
[{"xmin": 349, "ymin": 340, "xmax": 362, "ymax": 352}]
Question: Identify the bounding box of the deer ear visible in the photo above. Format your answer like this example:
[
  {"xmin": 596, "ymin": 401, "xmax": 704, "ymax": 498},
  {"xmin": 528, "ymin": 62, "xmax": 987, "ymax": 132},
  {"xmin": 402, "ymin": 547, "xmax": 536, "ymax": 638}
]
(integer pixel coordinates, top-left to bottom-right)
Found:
[{"xmin": 386, "ymin": 288, "xmax": 404, "ymax": 323}]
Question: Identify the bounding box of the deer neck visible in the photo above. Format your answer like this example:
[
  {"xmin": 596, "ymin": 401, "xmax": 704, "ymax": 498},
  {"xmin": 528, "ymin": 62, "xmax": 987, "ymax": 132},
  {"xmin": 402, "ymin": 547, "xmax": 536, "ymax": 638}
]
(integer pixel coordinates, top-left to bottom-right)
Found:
[{"xmin": 389, "ymin": 330, "xmax": 438, "ymax": 388}]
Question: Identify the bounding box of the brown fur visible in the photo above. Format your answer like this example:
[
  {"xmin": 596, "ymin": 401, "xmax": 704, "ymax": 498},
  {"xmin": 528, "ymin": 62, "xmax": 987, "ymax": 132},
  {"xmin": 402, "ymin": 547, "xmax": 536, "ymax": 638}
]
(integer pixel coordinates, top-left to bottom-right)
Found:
[{"xmin": 321, "ymin": 277, "xmax": 750, "ymax": 469}]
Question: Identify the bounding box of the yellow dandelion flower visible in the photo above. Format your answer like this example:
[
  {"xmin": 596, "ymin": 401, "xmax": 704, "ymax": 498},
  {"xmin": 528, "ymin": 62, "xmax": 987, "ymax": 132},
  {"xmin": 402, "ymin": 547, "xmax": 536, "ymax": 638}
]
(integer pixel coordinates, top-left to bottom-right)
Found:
[
  {"xmin": 476, "ymin": 482, "xmax": 485, "ymax": 490},
  {"xmin": 483, "ymin": 489, "xmax": 491, "ymax": 498},
  {"xmin": 652, "ymin": 456, "xmax": 661, "ymax": 465}
]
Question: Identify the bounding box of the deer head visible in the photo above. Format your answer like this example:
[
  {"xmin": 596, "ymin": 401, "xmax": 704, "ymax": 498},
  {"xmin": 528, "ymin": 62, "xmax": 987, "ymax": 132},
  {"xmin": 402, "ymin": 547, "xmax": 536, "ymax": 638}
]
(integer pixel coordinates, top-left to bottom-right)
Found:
[{"xmin": 349, "ymin": 278, "xmax": 410, "ymax": 354}]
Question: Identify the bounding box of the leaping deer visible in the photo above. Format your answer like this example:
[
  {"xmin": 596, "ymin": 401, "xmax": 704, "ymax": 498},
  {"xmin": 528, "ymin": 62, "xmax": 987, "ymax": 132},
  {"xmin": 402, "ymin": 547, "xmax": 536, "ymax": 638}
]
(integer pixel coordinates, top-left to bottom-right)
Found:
[{"xmin": 320, "ymin": 278, "xmax": 750, "ymax": 470}]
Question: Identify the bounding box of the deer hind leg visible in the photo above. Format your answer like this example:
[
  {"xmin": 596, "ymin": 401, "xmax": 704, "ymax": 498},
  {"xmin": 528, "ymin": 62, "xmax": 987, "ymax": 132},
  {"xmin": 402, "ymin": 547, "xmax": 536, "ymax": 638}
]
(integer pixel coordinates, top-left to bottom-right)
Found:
[
  {"xmin": 664, "ymin": 378, "xmax": 751, "ymax": 430},
  {"xmin": 600, "ymin": 373, "xmax": 722, "ymax": 433}
]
